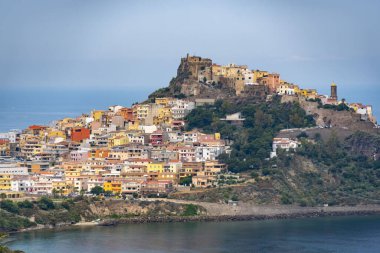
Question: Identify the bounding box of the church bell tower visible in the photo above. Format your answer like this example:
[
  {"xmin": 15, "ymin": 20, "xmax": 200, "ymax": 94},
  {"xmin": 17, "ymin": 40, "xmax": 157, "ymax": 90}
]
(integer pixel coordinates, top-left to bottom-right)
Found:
[{"xmin": 330, "ymin": 81, "xmax": 338, "ymax": 100}]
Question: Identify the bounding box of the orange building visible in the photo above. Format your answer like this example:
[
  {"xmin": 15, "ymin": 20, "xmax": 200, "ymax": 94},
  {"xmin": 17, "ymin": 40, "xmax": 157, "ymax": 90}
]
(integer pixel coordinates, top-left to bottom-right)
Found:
[
  {"xmin": 71, "ymin": 127, "xmax": 90, "ymax": 142},
  {"xmin": 90, "ymin": 149, "xmax": 110, "ymax": 159},
  {"xmin": 119, "ymin": 108, "xmax": 134, "ymax": 121},
  {"xmin": 28, "ymin": 125, "xmax": 47, "ymax": 136},
  {"xmin": 259, "ymin": 73, "xmax": 280, "ymax": 92}
]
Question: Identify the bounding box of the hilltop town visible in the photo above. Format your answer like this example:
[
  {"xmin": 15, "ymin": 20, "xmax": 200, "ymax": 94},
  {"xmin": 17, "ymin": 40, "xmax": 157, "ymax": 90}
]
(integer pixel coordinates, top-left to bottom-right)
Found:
[{"xmin": 0, "ymin": 55, "xmax": 378, "ymax": 205}]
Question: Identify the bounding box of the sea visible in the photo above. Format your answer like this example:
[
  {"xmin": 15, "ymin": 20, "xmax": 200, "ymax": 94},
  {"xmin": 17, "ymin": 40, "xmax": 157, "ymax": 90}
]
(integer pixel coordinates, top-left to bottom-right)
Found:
[
  {"xmin": 0, "ymin": 89, "xmax": 149, "ymax": 132},
  {"xmin": 0, "ymin": 88, "xmax": 379, "ymax": 132},
  {"xmin": 6, "ymin": 215, "xmax": 380, "ymax": 253}
]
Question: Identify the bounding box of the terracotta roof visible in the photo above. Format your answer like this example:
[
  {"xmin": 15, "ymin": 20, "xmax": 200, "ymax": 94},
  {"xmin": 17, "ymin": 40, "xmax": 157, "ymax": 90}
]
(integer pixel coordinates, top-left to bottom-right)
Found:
[
  {"xmin": 0, "ymin": 139, "xmax": 10, "ymax": 144},
  {"xmin": 29, "ymin": 125, "xmax": 47, "ymax": 130}
]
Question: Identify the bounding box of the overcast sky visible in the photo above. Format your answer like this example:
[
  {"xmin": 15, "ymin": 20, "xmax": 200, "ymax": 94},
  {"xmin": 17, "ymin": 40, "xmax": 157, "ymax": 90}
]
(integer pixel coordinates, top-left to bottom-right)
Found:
[{"xmin": 0, "ymin": 0, "xmax": 379, "ymax": 106}]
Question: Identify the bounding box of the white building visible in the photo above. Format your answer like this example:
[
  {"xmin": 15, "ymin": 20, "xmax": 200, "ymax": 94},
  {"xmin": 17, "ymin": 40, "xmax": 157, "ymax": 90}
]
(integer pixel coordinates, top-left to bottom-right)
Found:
[
  {"xmin": 277, "ymin": 84, "xmax": 296, "ymax": 96},
  {"xmin": 195, "ymin": 146, "xmax": 226, "ymax": 162},
  {"xmin": 271, "ymin": 138, "xmax": 300, "ymax": 158},
  {"xmin": 108, "ymin": 105, "xmax": 124, "ymax": 113},
  {"xmin": 183, "ymin": 130, "xmax": 200, "ymax": 143},
  {"xmin": 164, "ymin": 131, "xmax": 183, "ymax": 143},
  {"xmin": 0, "ymin": 163, "xmax": 29, "ymax": 175},
  {"xmin": 0, "ymin": 130, "xmax": 20, "ymax": 143},
  {"xmin": 171, "ymin": 100, "xmax": 195, "ymax": 120},
  {"xmin": 11, "ymin": 177, "xmax": 34, "ymax": 192}
]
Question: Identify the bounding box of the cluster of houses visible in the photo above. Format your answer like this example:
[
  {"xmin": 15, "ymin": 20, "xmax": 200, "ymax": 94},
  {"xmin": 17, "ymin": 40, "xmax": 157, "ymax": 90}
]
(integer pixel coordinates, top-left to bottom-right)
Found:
[
  {"xmin": 183, "ymin": 55, "xmax": 376, "ymax": 124},
  {"xmin": 277, "ymin": 82, "xmax": 376, "ymax": 124},
  {"xmin": 0, "ymin": 97, "xmax": 231, "ymax": 198},
  {"xmin": 1, "ymin": 55, "xmax": 377, "ymax": 198}
]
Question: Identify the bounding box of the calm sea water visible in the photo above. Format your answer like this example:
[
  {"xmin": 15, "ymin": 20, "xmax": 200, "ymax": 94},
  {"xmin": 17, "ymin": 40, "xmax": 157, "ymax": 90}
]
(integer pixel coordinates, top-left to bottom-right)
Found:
[
  {"xmin": 6, "ymin": 216, "xmax": 380, "ymax": 253},
  {"xmin": 0, "ymin": 89, "xmax": 148, "ymax": 132}
]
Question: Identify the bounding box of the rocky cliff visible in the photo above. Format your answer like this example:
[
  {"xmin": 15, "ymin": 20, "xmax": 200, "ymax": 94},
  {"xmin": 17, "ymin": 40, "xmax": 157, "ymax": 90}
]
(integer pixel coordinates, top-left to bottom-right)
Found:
[{"xmin": 281, "ymin": 95, "xmax": 377, "ymax": 132}]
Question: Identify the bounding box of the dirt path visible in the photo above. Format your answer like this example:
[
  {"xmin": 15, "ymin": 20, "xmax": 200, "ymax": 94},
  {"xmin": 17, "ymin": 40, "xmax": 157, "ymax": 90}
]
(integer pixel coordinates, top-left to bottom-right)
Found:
[{"xmin": 144, "ymin": 198, "xmax": 380, "ymax": 216}]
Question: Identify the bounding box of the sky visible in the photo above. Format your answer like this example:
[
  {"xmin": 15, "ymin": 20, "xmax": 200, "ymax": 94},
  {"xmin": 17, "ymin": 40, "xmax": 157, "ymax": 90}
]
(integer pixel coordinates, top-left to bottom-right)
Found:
[{"xmin": 0, "ymin": 0, "xmax": 379, "ymax": 125}]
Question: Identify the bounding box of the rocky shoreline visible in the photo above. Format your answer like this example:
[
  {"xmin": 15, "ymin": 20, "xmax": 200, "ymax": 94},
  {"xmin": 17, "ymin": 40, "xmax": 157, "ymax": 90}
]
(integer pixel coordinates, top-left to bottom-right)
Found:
[
  {"xmin": 7, "ymin": 204, "xmax": 380, "ymax": 235},
  {"xmin": 98, "ymin": 208, "xmax": 380, "ymax": 226}
]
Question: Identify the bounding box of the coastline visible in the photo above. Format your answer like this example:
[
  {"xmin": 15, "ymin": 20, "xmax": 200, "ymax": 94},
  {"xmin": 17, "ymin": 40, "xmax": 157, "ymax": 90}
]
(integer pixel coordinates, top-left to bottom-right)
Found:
[
  {"xmin": 99, "ymin": 205, "xmax": 380, "ymax": 226},
  {"xmin": 8, "ymin": 203, "xmax": 380, "ymax": 235}
]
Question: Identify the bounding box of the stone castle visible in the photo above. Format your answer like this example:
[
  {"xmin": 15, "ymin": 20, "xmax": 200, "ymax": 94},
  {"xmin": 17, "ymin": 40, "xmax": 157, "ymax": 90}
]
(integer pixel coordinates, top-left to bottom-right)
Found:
[{"xmin": 174, "ymin": 54, "xmax": 269, "ymax": 100}]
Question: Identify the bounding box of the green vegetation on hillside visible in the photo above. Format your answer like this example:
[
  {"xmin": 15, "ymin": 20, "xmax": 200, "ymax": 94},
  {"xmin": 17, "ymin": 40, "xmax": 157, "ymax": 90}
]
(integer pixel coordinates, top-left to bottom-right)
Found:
[
  {"xmin": 185, "ymin": 96, "xmax": 315, "ymax": 172},
  {"xmin": 286, "ymin": 131, "xmax": 380, "ymax": 205},
  {"xmin": 0, "ymin": 197, "xmax": 87, "ymax": 232},
  {"xmin": 0, "ymin": 197, "xmax": 206, "ymax": 232},
  {"xmin": 0, "ymin": 245, "xmax": 24, "ymax": 253},
  {"xmin": 180, "ymin": 97, "xmax": 380, "ymax": 206},
  {"xmin": 0, "ymin": 210, "xmax": 36, "ymax": 232}
]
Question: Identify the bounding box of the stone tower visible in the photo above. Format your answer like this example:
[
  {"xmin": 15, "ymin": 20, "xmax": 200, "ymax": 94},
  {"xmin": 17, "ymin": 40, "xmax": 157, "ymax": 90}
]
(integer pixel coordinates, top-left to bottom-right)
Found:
[
  {"xmin": 177, "ymin": 54, "xmax": 212, "ymax": 80},
  {"xmin": 330, "ymin": 81, "xmax": 337, "ymax": 100}
]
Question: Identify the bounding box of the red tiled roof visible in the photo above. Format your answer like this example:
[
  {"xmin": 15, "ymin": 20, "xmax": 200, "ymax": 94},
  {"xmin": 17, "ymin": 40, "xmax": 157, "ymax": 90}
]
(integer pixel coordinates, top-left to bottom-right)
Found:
[
  {"xmin": 29, "ymin": 125, "xmax": 47, "ymax": 130},
  {"xmin": 0, "ymin": 139, "xmax": 10, "ymax": 144}
]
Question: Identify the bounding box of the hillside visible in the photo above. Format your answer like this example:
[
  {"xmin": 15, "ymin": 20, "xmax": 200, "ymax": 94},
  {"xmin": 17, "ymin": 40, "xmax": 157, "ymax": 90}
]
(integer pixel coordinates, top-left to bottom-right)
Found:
[
  {"xmin": 145, "ymin": 55, "xmax": 380, "ymax": 206},
  {"xmin": 147, "ymin": 55, "xmax": 269, "ymax": 103},
  {"xmin": 0, "ymin": 197, "xmax": 204, "ymax": 233},
  {"xmin": 166, "ymin": 97, "xmax": 380, "ymax": 205}
]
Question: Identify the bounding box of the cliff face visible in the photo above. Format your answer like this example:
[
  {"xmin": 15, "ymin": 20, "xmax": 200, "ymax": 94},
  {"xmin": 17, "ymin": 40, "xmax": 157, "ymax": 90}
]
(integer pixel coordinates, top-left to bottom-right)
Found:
[
  {"xmin": 0, "ymin": 198, "xmax": 206, "ymax": 232},
  {"xmin": 149, "ymin": 56, "xmax": 269, "ymax": 103},
  {"xmin": 281, "ymin": 95, "xmax": 377, "ymax": 132},
  {"xmin": 345, "ymin": 131, "xmax": 380, "ymax": 158},
  {"xmin": 83, "ymin": 199, "xmax": 206, "ymax": 218},
  {"xmin": 176, "ymin": 55, "xmax": 212, "ymax": 80}
]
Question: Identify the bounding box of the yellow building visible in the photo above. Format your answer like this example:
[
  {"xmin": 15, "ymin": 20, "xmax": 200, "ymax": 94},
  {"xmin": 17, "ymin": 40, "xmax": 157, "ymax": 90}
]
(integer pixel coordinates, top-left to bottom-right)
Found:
[
  {"xmin": 52, "ymin": 181, "xmax": 72, "ymax": 196},
  {"xmin": 47, "ymin": 130, "xmax": 66, "ymax": 139},
  {"xmin": 253, "ymin": 70, "xmax": 268, "ymax": 82},
  {"xmin": 179, "ymin": 167, "xmax": 196, "ymax": 178},
  {"xmin": 146, "ymin": 162, "xmax": 164, "ymax": 173},
  {"xmin": 108, "ymin": 135, "xmax": 129, "ymax": 148},
  {"xmin": 64, "ymin": 168, "xmax": 81, "ymax": 181},
  {"xmin": 155, "ymin": 97, "xmax": 170, "ymax": 106},
  {"xmin": 299, "ymin": 89, "xmax": 318, "ymax": 99},
  {"xmin": 293, "ymin": 85, "xmax": 301, "ymax": 94},
  {"xmin": 103, "ymin": 181, "xmax": 122, "ymax": 194},
  {"xmin": 154, "ymin": 107, "xmax": 173, "ymax": 125},
  {"xmin": 92, "ymin": 110, "xmax": 104, "ymax": 122},
  {"xmin": 158, "ymin": 172, "xmax": 179, "ymax": 183},
  {"xmin": 127, "ymin": 120, "xmax": 139, "ymax": 131},
  {"xmin": 0, "ymin": 174, "xmax": 12, "ymax": 191}
]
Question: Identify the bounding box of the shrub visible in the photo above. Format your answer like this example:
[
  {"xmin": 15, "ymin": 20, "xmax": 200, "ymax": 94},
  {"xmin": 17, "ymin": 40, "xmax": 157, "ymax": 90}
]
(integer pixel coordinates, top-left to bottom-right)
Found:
[
  {"xmin": 299, "ymin": 198, "xmax": 307, "ymax": 207},
  {"xmin": 37, "ymin": 197, "xmax": 55, "ymax": 210},
  {"xmin": 231, "ymin": 195, "xmax": 239, "ymax": 201},
  {"xmin": 297, "ymin": 132, "xmax": 309, "ymax": 139},
  {"xmin": 0, "ymin": 200, "xmax": 19, "ymax": 214},
  {"xmin": 0, "ymin": 210, "xmax": 36, "ymax": 232},
  {"xmin": 17, "ymin": 200, "xmax": 33, "ymax": 209},
  {"xmin": 179, "ymin": 176, "xmax": 192, "ymax": 186},
  {"xmin": 280, "ymin": 193, "xmax": 293, "ymax": 205},
  {"xmin": 262, "ymin": 168, "xmax": 272, "ymax": 176},
  {"xmin": 250, "ymin": 171, "xmax": 259, "ymax": 179},
  {"xmin": 182, "ymin": 204, "xmax": 198, "ymax": 216},
  {"xmin": 90, "ymin": 186, "xmax": 104, "ymax": 195}
]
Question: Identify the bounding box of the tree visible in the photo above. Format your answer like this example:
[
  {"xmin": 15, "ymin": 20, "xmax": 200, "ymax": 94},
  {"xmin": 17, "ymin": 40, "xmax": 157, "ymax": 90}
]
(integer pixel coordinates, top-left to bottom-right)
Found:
[
  {"xmin": 179, "ymin": 176, "xmax": 192, "ymax": 186},
  {"xmin": 37, "ymin": 197, "xmax": 55, "ymax": 210},
  {"xmin": 90, "ymin": 186, "xmax": 105, "ymax": 195},
  {"xmin": 0, "ymin": 200, "xmax": 19, "ymax": 214},
  {"xmin": 17, "ymin": 200, "xmax": 33, "ymax": 209},
  {"xmin": 52, "ymin": 188, "xmax": 59, "ymax": 198},
  {"xmin": 297, "ymin": 132, "xmax": 309, "ymax": 139}
]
